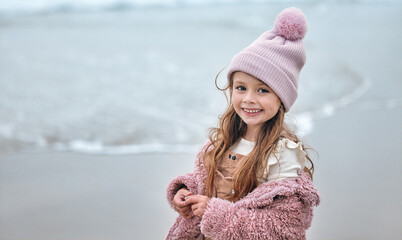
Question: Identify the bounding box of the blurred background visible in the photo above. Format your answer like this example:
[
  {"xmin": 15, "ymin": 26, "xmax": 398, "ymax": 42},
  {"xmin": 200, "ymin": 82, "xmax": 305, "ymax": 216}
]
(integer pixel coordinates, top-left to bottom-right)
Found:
[{"xmin": 0, "ymin": 0, "xmax": 401, "ymax": 239}]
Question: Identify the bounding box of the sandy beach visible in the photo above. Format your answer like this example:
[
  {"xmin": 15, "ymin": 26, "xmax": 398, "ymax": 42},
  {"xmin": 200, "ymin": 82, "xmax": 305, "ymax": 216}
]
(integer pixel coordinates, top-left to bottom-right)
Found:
[
  {"xmin": 1, "ymin": 1, "xmax": 402, "ymax": 240},
  {"xmin": 1, "ymin": 151, "xmax": 195, "ymax": 240}
]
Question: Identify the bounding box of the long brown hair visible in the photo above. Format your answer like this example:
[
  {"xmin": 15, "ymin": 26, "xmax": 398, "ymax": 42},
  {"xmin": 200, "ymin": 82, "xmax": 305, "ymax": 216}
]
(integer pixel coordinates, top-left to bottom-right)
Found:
[{"xmin": 204, "ymin": 71, "xmax": 314, "ymax": 202}]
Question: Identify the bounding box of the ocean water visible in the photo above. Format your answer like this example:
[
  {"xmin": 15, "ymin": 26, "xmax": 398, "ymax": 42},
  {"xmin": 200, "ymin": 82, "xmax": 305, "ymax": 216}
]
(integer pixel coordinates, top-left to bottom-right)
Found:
[
  {"xmin": 0, "ymin": 0, "xmax": 399, "ymax": 15},
  {"xmin": 0, "ymin": 2, "xmax": 369, "ymax": 154}
]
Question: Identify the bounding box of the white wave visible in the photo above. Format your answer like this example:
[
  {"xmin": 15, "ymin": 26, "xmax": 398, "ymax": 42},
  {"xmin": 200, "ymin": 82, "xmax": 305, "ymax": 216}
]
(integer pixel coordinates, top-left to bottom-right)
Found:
[
  {"xmin": 293, "ymin": 76, "xmax": 372, "ymax": 137},
  {"xmin": 56, "ymin": 140, "xmax": 200, "ymax": 154}
]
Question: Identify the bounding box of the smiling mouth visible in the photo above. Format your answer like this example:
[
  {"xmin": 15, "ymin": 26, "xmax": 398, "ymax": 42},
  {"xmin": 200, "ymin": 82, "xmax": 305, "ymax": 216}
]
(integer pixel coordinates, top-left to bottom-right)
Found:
[{"xmin": 242, "ymin": 108, "xmax": 263, "ymax": 113}]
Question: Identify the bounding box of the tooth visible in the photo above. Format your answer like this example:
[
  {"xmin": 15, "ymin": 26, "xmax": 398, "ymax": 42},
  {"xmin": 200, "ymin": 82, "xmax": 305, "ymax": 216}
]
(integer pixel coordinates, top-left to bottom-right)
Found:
[{"xmin": 245, "ymin": 109, "xmax": 261, "ymax": 113}]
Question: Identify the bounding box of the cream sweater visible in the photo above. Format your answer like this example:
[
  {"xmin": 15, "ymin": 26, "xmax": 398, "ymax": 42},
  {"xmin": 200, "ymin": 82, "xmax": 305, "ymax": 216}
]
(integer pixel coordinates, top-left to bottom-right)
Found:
[{"xmin": 230, "ymin": 138, "xmax": 306, "ymax": 182}]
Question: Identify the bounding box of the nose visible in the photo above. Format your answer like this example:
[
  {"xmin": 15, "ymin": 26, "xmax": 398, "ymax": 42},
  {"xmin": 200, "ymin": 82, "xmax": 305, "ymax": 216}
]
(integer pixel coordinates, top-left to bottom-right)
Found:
[{"xmin": 243, "ymin": 91, "xmax": 256, "ymax": 104}]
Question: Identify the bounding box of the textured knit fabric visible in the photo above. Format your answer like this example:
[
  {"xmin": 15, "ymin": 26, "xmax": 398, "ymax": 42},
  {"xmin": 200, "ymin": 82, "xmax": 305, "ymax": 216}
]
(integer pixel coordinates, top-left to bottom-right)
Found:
[
  {"xmin": 166, "ymin": 141, "xmax": 320, "ymax": 240},
  {"xmin": 227, "ymin": 7, "xmax": 308, "ymax": 112}
]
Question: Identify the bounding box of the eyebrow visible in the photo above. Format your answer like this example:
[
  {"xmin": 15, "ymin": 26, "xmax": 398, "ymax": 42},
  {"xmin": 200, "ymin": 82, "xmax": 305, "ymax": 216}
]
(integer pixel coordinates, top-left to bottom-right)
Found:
[
  {"xmin": 233, "ymin": 80, "xmax": 245, "ymax": 84},
  {"xmin": 233, "ymin": 79, "xmax": 272, "ymax": 90}
]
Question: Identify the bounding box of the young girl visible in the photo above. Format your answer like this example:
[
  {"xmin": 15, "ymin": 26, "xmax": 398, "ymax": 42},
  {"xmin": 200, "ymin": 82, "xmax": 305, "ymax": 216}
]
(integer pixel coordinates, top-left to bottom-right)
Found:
[{"xmin": 166, "ymin": 7, "xmax": 320, "ymax": 240}]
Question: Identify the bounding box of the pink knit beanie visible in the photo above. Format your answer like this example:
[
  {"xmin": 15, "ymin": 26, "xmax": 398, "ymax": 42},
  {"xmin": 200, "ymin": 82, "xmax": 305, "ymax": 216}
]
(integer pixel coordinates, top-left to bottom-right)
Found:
[{"xmin": 227, "ymin": 7, "xmax": 308, "ymax": 112}]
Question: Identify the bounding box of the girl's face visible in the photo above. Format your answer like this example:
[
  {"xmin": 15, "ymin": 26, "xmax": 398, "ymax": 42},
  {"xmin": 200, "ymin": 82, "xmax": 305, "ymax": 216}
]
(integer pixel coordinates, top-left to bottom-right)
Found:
[{"xmin": 232, "ymin": 72, "xmax": 281, "ymax": 137}]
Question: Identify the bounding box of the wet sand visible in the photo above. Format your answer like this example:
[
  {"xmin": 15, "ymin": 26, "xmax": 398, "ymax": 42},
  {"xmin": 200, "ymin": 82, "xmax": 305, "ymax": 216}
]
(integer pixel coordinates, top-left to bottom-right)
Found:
[{"xmin": 1, "ymin": 151, "xmax": 195, "ymax": 240}]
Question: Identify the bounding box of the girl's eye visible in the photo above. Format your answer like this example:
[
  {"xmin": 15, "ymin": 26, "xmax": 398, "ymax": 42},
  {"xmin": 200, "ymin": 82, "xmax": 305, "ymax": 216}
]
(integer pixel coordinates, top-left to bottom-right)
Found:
[
  {"xmin": 258, "ymin": 88, "xmax": 269, "ymax": 93},
  {"xmin": 236, "ymin": 86, "xmax": 246, "ymax": 91}
]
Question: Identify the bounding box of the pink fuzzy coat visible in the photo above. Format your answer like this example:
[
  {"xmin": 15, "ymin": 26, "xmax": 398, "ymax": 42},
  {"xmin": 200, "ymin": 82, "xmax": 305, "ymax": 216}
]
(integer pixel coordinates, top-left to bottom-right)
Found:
[{"xmin": 166, "ymin": 142, "xmax": 320, "ymax": 240}]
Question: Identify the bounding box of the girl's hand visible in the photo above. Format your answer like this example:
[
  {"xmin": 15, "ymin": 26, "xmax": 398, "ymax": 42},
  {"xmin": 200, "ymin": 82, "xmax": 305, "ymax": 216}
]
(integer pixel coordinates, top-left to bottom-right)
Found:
[
  {"xmin": 173, "ymin": 188, "xmax": 194, "ymax": 219},
  {"xmin": 184, "ymin": 195, "xmax": 210, "ymax": 217}
]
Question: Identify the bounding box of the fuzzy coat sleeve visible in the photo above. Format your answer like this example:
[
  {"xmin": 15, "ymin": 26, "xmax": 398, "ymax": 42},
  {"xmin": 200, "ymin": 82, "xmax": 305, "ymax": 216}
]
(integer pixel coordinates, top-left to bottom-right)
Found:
[
  {"xmin": 166, "ymin": 141, "xmax": 211, "ymax": 240},
  {"xmin": 166, "ymin": 141, "xmax": 211, "ymax": 209},
  {"xmin": 200, "ymin": 173, "xmax": 319, "ymax": 240}
]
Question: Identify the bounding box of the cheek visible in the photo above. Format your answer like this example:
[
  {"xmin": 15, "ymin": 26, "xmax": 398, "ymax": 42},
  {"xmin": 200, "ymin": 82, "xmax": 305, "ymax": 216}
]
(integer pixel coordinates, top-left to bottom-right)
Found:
[
  {"xmin": 232, "ymin": 94, "xmax": 242, "ymax": 114},
  {"xmin": 272, "ymin": 98, "xmax": 281, "ymax": 113},
  {"xmin": 232, "ymin": 93, "xmax": 240, "ymax": 107},
  {"xmin": 264, "ymin": 97, "xmax": 281, "ymax": 112}
]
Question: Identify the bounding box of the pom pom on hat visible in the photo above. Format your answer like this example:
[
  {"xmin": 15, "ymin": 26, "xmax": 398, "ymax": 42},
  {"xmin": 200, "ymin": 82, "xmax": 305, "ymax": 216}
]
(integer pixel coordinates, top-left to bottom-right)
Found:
[{"xmin": 274, "ymin": 7, "xmax": 308, "ymax": 40}]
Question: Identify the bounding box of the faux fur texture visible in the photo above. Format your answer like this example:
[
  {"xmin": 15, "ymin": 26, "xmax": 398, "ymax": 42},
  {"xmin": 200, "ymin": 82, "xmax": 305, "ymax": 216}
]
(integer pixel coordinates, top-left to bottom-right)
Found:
[
  {"xmin": 274, "ymin": 7, "xmax": 308, "ymax": 40},
  {"xmin": 166, "ymin": 141, "xmax": 320, "ymax": 240}
]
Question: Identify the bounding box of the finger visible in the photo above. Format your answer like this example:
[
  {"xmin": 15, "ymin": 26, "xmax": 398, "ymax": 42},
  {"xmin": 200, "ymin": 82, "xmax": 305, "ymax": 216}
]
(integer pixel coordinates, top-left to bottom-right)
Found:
[
  {"xmin": 179, "ymin": 193, "xmax": 189, "ymax": 201},
  {"xmin": 192, "ymin": 207, "xmax": 200, "ymax": 217},
  {"xmin": 176, "ymin": 200, "xmax": 191, "ymax": 208},
  {"xmin": 183, "ymin": 205, "xmax": 192, "ymax": 211},
  {"xmin": 193, "ymin": 209, "xmax": 199, "ymax": 217},
  {"xmin": 191, "ymin": 202, "xmax": 199, "ymax": 212},
  {"xmin": 174, "ymin": 196, "xmax": 185, "ymax": 205},
  {"xmin": 184, "ymin": 195, "xmax": 200, "ymax": 205},
  {"xmin": 178, "ymin": 205, "xmax": 191, "ymax": 214},
  {"xmin": 183, "ymin": 207, "xmax": 195, "ymax": 218},
  {"xmin": 179, "ymin": 205, "xmax": 191, "ymax": 217},
  {"xmin": 182, "ymin": 208, "xmax": 192, "ymax": 217},
  {"xmin": 176, "ymin": 205, "xmax": 185, "ymax": 211},
  {"xmin": 174, "ymin": 200, "xmax": 184, "ymax": 209}
]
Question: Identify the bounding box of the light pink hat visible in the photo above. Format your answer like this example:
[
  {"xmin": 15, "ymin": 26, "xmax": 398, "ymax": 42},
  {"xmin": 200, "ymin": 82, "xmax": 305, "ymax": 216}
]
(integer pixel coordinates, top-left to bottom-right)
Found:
[{"xmin": 227, "ymin": 7, "xmax": 308, "ymax": 112}]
